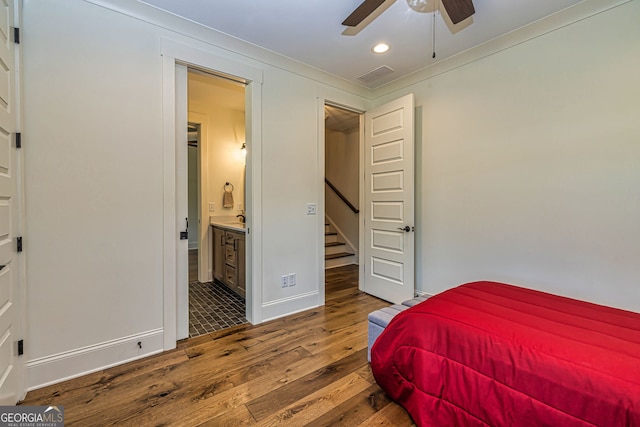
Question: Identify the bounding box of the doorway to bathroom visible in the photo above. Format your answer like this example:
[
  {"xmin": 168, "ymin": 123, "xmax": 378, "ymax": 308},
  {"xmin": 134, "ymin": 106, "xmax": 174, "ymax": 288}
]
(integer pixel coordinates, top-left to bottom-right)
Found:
[
  {"xmin": 163, "ymin": 39, "xmax": 263, "ymax": 349},
  {"xmin": 185, "ymin": 69, "xmax": 248, "ymax": 338}
]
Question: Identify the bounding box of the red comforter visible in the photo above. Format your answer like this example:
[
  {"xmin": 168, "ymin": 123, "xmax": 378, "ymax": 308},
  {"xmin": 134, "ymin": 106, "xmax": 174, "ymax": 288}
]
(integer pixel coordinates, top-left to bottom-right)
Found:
[{"xmin": 370, "ymin": 281, "xmax": 640, "ymax": 426}]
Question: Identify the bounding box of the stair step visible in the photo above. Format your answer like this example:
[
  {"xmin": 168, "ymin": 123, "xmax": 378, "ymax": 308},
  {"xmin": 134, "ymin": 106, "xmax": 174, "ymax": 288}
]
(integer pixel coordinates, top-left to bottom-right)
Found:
[
  {"xmin": 325, "ymin": 241, "xmax": 343, "ymax": 247},
  {"xmin": 324, "ymin": 218, "xmax": 356, "ymax": 269},
  {"xmin": 325, "ymin": 252, "xmax": 357, "ymax": 269},
  {"xmin": 325, "ymin": 241, "xmax": 347, "ymax": 256},
  {"xmin": 325, "ymin": 231, "xmax": 339, "ymax": 243},
  {"xmin": 325, "ymin": 252, "xmax": 354, "ymax": 260}
]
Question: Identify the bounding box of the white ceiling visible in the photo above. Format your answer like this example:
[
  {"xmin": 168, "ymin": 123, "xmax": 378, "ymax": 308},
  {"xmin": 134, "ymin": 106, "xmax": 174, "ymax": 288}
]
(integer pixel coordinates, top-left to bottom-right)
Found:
[{"xmin": 140, "ymin": 0, "xmax": 585, "ymax": 89}]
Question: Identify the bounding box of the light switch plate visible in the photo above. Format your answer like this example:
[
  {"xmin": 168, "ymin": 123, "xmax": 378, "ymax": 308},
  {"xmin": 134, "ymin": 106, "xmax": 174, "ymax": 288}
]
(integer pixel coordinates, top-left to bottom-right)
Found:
[
  {"xmin": 306, "ymin": 203, "xmax": 316, "ymax": 215},
  {"xmin": 209, "ymin": 202, "xmax": 215, "ymax": 212}
]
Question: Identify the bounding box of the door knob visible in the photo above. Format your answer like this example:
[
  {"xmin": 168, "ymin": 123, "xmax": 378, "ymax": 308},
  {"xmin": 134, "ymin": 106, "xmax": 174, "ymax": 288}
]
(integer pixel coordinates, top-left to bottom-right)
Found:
[{"xmin": 397, "ymin": 226, "xmax": 411, "ymax": 232}]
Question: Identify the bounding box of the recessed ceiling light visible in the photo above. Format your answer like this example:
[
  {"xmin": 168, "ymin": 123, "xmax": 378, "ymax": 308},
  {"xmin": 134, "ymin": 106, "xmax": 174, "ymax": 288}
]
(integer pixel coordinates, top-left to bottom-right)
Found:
[{"xmin": 372, "ymin": 43, "xmax": 390, "ymax": 54}]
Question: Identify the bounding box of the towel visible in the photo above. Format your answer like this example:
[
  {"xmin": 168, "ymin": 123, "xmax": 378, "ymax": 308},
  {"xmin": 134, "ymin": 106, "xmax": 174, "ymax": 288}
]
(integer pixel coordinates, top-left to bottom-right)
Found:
[{"xmin": 223, "ymin": 190, "xmax": 234, "ymax": 209}]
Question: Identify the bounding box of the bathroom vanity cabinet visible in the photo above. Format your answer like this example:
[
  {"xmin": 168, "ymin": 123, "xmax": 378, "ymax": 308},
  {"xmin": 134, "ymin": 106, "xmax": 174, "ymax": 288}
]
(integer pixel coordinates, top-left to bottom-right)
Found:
[
  {"xmin": 212, "ymin": 226, "xmax": 226, "ymax": 283},
  {"xmin": 211, "ymin": 225, "xmax": 246, "ymax": 298}
]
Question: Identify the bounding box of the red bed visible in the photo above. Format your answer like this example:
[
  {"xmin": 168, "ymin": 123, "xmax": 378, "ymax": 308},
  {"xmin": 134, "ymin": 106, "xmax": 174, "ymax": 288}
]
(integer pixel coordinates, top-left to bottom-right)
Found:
[{"xmin": 370, "ymin": 281, "xmax": 640, "ymax": 426}]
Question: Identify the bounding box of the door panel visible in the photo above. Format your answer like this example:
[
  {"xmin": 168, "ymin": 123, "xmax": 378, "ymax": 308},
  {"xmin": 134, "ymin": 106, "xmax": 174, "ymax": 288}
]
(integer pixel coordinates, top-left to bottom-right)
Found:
[
  {"xmin": 363, "ymin": 94, "xmax": 414, "ymax": 304},
  {"xmin": 0, "ymin": 0, "xmax": 21, "ymax": 404}
]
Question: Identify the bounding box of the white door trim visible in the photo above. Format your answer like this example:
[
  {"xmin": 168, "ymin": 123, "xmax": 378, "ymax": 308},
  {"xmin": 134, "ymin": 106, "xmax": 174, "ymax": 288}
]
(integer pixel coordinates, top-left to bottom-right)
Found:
[{"xmin": 161, "ymin": 39, "xmax": 263, "ymax": 349}]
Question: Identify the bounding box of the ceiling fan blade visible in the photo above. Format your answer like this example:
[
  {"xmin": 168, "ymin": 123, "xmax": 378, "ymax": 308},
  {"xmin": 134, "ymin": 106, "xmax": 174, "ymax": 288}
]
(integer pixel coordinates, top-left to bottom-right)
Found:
[
  {"xmin": 441, "ymin": 0, "xmax": 475, "ymax": 24},
  {"xmin": 342, "ymin": 0, "xmax": 386, "ymax": 27}
]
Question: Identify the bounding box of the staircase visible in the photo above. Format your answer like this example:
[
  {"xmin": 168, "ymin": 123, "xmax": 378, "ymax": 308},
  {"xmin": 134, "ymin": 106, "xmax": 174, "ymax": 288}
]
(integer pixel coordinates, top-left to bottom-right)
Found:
[{"xmin": 325, "ymin": 220, "xmax": 357, "ymax": 269}]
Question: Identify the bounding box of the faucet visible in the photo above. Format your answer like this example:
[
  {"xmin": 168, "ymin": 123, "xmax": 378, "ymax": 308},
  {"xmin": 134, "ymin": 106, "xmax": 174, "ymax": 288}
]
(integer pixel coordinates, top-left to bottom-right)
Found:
[{"xmin": 236, "ymin": 214, "xmax": 246, "ymax": 224}]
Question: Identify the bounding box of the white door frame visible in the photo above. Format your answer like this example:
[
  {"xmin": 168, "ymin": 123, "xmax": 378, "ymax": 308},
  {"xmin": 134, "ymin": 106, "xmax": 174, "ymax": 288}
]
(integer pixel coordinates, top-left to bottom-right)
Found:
[
  {"xmin": 161, "ymin": 39, "xmax": 263, "ymax": 349},
  {"xmin": 316, "ymin": 92, "xmax": 370, "ymax": 302}
]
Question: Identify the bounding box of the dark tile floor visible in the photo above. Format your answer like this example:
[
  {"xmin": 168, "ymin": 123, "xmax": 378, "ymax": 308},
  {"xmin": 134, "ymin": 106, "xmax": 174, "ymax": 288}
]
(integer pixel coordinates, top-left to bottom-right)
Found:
[{"xmin": 189, "ymin": 280, "xmax": 247, "ymax": 338}]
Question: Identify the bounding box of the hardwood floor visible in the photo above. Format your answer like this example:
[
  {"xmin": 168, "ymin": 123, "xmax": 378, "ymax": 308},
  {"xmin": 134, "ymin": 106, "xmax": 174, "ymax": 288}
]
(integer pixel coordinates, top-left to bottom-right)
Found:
[{"xmin": 20, "ymin": 265, "xmax": 415, "ymax": 426}]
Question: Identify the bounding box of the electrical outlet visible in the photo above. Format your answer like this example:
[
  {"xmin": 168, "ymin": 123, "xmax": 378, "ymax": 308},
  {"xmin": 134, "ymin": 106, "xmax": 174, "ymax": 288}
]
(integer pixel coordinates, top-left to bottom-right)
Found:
[
  {"xmin": 281, "ymin": 275, "xmax": 288, "ymax": 288},
  {"xmin": 306, "ymin": 203, "xmax": 316, "ymax": 215},
  {"xmin": 288, "ymin": 273, "xmax": 296, "ymax": 287},
  {"xmin": 209, "ymin": 202, "xmax": 215, "ymax": 212}
]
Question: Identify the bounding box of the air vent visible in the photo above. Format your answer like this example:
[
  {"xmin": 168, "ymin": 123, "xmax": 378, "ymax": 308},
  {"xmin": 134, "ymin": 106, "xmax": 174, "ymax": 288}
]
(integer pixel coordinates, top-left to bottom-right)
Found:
[{"xmin": 357, "ymin": 65, "xmax": 394, "ymax": 83}]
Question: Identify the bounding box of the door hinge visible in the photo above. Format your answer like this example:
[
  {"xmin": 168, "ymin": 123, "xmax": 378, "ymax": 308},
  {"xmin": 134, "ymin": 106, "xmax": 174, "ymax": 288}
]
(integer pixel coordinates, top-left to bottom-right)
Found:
[
  {"xmin": 13, "ymin": 27, "xmax": 19, "ymax": 44},
  {"xmin": 16, "ymin": 236, "xmax": 22, "ymax": 252},
  {"xmin": 17, "ymin": 340, "xmax": 24, "ymax": 356},
  {"xmin": 14, "ymin": 132, "xmax": 21, "ymax": 149}
]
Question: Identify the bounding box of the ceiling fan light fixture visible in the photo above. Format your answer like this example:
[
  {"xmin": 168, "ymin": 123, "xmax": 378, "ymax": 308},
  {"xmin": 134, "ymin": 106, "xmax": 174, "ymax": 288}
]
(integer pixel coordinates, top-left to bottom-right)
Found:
[
  {"xmin": 406, "ymin": 0, "xmax": 431, "ymax": 13},
  {"xmin": 372, "ymin": 43, "xmax": 390, "ymax": 54}
]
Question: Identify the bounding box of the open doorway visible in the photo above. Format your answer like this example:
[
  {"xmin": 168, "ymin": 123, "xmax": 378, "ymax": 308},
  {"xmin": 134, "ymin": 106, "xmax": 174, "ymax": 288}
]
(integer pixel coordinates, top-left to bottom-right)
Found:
[
  {"xmin": 324, "ymin": 104, "xmax": 362, "ymax": 296},
  {"xmin": 163, "ymin": 40, "xmax": 263, "ymax": 349},
  {"xmin": 185, "ymin": 69, "xmax": 248, "ymax": 338}
]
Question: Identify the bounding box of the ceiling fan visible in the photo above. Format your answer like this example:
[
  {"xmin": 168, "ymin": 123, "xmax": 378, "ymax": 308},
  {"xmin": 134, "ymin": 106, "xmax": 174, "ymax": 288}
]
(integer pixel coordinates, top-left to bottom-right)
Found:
[{"xmin": 342, "ymin": 0, "xmax": 475, "ymax": 29}]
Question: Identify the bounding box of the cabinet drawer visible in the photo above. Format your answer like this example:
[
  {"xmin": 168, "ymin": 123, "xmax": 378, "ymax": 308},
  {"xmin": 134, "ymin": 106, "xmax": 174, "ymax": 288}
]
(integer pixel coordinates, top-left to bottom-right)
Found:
[
  {"xmin": 225, "ymin": 265, "xmax": 237, "ymax": 287},
  {"xmin": 225, "ymin": 246, "xmax": 237, "ymax": 265}
]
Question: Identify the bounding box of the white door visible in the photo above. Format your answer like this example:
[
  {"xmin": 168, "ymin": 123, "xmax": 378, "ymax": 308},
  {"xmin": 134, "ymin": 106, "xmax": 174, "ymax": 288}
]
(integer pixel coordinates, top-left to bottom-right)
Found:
[
  {"xmin": 0, "ymin": 0, "xmax": 23, "ymax": 404},
  {"xmin": 363, "ymin": 94, "xmax": 415, "ymax": 304},
  {"xmin": 175, "ymin": 64, "xmax": 189, "ymax": 340}
]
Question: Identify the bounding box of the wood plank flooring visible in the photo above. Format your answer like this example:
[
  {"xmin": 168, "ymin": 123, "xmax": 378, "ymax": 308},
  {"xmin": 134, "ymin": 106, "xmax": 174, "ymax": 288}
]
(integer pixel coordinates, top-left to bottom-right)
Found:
[{"xmin": 20, "ymin": 265, "xmax": 415, "ymax": 426}]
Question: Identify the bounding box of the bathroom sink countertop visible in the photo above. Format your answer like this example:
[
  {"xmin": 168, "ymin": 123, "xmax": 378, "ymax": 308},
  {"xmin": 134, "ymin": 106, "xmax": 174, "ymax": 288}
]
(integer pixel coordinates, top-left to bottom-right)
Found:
[{"xmin": 210, "ymin": 217, "xmax": 246, "ymax": 232}]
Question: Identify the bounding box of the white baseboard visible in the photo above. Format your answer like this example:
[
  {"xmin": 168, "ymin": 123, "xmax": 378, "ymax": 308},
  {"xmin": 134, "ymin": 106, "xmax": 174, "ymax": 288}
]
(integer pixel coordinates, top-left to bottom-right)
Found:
[
  {"xmin": 26, "ymin": 329, "xmax": 164, "ymax": 391},
  {"xmin": 261, "ymin": 291, "xmax": 320, "ymax": 322}
]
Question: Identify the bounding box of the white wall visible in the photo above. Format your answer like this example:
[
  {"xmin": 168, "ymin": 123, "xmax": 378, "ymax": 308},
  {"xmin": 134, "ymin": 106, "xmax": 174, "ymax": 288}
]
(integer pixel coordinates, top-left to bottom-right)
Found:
[
  {"xmin": 376, "ymin": 1, "xmax": 640, "ymax": 311},
  {"xmin": 22, "ymin": 0, "xmax": 369, "ymax": 389},
  {"xmin": 326, "ymin": 129, "xmax": 360, "ymax": 208},
  {"xmin": 260, "ymin": 70, "xmax": 320, "ymax": 306},
  {"xmin": 23, "ymin": 0, "xmax": 166, "ymax": 388}
]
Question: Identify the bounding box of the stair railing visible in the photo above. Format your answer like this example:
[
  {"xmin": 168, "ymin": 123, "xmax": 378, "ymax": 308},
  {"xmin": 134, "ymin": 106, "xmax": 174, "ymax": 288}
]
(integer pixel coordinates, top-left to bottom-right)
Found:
[{"xmin": 325, "ymin": 178, "xmax": 359, "ymax": 214}]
